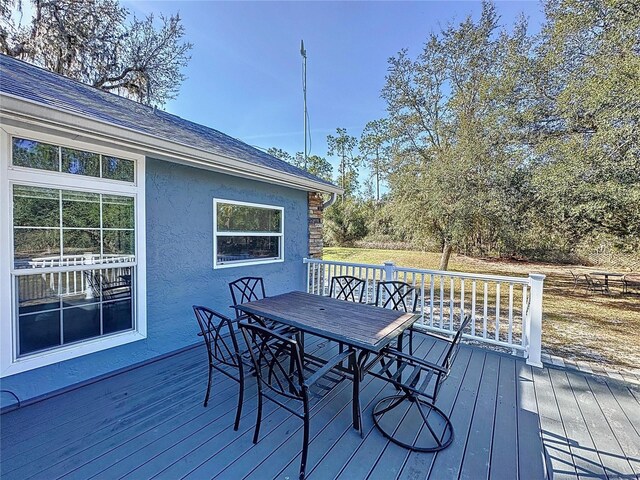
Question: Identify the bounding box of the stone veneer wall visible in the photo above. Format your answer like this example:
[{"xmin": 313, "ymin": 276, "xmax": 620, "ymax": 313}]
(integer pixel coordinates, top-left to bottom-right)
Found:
[{"xmin": 308, "ymin": 192, "xmax": 324, "ymax": 258}]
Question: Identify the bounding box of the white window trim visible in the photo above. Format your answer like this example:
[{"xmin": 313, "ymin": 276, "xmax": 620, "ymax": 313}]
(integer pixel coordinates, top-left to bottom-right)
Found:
[
  {"xmin": 0, "ymin": 125, "xmax": 147, "ymax": 378},
  {"xmin": 213, "ymin": 198, "xmax": 284, "ymax": 269}
]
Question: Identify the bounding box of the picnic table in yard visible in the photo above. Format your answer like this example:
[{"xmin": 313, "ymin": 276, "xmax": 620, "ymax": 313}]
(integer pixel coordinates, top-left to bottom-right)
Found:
[{"xmin": 590, "ymin": 271, "xmax": 625, "ymax": 292}]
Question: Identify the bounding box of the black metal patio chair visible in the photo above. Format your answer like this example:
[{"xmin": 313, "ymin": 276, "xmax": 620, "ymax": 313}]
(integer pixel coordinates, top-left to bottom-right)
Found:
[
  {"xmin": 193, "ymin": 305, "xmax": 245, "ymax": 431},
  {"xmin": 229, "ymin": 276, "xmax": 297, "ymax": 336},
  {"xmin": 238, "ymin": 320, "xmax": 362, "ymax": 480},
  {"xmin": 584, "ymin": 274, "xmax": 608, "ymax": 294},
  {"xmin": 367, "ymin": 314, "xmax": 471, "ymax": 452},
  {"xmin": 568, "ymin": 270, "xmax": 586, "ymax": 291},
  {"xmin": 623, "ymin": 273, "xmax": 640, "ymax": 294},
  {"xmin": 374, "ymin": 280, "xmax": 420, "ymax": 355},
  {"xmin": 84, "ymin": 270, "xmax": 131, "ymax": 301},
  {"xmin": 329, "ymin": 275, "xmax": 366, "ymax": 303}
]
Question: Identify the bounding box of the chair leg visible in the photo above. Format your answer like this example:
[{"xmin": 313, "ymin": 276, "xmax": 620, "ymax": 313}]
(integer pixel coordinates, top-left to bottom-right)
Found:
[
  {"xmin": 203, "ymin": 363, "xmax": 213, "ymax": 407},
  {"xmin": 253, "ymin": 389, "xmax": 263, "ymax": 444},
  {"xmin": 300, "ymin": 400, "xmax": 310, "ymax": 480},
  {"xmin": 233, "ymin": 378, "xmax": 244, "ymax": 431},
  {"xmin": 351, "ymin": 355, "xmax": 363, "ymax": 436}
]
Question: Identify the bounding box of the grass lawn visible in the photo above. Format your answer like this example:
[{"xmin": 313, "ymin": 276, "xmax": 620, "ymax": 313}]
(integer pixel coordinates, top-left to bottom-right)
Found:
[{"xmin": 324, "ymin": 247, "xmax": 640, "ymax": 370}]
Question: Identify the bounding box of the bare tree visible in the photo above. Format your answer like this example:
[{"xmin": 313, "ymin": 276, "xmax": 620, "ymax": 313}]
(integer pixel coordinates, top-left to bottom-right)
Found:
[{"xmin": 1, "ymin": 0, "xmax": 192, "ymax": 106}]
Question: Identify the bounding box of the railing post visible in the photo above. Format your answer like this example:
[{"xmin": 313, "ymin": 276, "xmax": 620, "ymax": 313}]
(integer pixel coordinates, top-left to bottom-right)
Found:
[
  {"xmin": 526, "ymin": 273, "xmax": 545, "ymax": 368},
  {"xmin": 383, "ymin": 261, "xmax": 395, "ymax": 281},
  {"xmin": 84, "ymin": 252, "xmax": 95, "ymax": 299}
]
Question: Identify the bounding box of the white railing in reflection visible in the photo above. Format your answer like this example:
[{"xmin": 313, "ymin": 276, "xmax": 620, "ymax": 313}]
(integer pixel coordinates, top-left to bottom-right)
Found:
[
  {"xmin": 17, "ymin": 253, "xmax": 134, "ymax": 301},
  {"xmin": 304, "ymin": 258, "xmax": 544, "ymax": 367}
]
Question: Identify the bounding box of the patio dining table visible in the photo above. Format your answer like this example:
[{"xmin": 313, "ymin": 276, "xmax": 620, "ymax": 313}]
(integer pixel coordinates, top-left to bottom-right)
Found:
[{"xmin": 235, "ymin": 290, "xmax": 419, "ymax": 378}]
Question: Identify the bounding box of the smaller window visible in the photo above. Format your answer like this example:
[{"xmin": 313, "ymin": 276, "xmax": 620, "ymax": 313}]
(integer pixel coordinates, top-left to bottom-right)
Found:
[
  {"xmin": 213, "ymin": 199, "xmax": 284, "ymax": 268},
  {"xmin": 11, "ymin": 137, "xmax": 135, "ymax": 183}
]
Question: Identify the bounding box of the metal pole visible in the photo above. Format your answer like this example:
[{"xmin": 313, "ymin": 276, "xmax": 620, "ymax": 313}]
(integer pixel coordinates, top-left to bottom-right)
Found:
[{"xmin": 301, "ymin": 40, "xmax": 307, "ymax": 170}]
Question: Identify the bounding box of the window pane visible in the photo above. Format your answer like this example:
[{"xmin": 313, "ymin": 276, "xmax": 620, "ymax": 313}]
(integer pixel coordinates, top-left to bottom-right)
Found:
[
  {"xmin": 102, "ymin": 156, "xmax": 134, "ymax": 182},
  {"xmin": 62, "ymin": 229, "xmax": 101, "ymax": 258},
  {"xmin": 217, "ymin": 203, "xmax": 281, "ymax": 233},
  {"xmin": 63, "ymin": 304, "xmax": 101, "ymax": 343},
  {"xmin": 62, "ymin": 190, "xmax": 100, "ymax": 228},
  {"xmin": 217, "ymin": 236, "xmax": 280, "ymax": 263},
  {"xmin": 14, "ymin": 228, "xmax": 60, "ymax": 269},
  {"xmin": 104, "ymin": 299, "xmax": 133, "ymax": 334},
  {"xmin": 103, "ymin": 230, "xmax": 134, "ymax": 258},
  {"xmin": 13, "ymin": 185, "xmax": 60, "ymax": 227},
  {"xmin": 61, "ymin": 147, "xmax": 100, "ymax": 177},
  {"xmin": 103, "ymin": 195, "xmax": 134, "ymax": 229},
  {"xmin": 12, "ymin": 138, "xmax": 59, "ymax": 171},
  {"xmin": 19, "ymin": 310, "xmax": 61, "ymax": 355},
  {"xmin": 17, "ymin": 273, "xmax": 60, "ymax": 315}
]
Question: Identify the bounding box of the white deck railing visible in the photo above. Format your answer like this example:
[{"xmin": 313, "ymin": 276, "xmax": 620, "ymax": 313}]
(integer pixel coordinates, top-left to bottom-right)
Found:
[
  {"xmin": 16, "ymin": 254, "xmax": 134, "ymax": 301},
  {"xmin": 304, "ymin": 258, "xmax": 545, "ymax": 367}
]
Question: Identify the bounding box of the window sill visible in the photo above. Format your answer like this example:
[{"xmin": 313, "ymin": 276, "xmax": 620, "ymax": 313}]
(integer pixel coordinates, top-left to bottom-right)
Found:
[
  {"xmin": 0, "ymin": 330, "xmax": 146, "ymax": 378},
  {"xmin": 213, "ymin": 258, "xmax": 284, "ymax": 269}
]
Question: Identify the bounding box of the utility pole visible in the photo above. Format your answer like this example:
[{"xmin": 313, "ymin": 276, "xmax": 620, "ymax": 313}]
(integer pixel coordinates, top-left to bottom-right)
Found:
[{"xmin": 300, "ymin": 39, "xmax": 307, "ymax": 170}]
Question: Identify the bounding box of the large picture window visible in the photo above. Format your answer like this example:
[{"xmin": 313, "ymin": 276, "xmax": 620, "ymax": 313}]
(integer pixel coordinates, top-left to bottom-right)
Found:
[
  {"xmin": 213, "ymin": 199, "xmax": 284, "ymax": 268},
  {"xmin": 1, "ymin": 129, "xmax": 146, "ymax": 377}
]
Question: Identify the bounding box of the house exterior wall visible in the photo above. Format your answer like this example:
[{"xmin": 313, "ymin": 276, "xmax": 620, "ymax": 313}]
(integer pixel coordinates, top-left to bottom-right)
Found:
[{"xmin": 0, "ymin": 158, "xmax": 309, "ymax": 405}]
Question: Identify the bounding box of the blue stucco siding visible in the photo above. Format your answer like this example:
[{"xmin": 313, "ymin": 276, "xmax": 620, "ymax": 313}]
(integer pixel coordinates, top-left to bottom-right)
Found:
[
  {"xmin": 145, "ymin": 158, "xmax": 309, "ymax": 347},
  {"xmin": 0, "ymin": 158, "xmax": 309, "ymax": 406}
]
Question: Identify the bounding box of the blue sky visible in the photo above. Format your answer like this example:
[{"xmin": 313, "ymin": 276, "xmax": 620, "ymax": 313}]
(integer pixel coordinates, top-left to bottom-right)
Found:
[{"xmin": 124, "ymin": 1, "xmax": 545, "ymax": 177}]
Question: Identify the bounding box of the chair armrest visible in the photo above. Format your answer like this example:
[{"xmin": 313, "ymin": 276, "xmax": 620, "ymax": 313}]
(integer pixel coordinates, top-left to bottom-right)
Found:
[
  {"xmin": 408, "ymin": 326, "xmax": 454, "ymax": 344},
  {"xmin": 304, "ymin": 350, "xmax": 354, "ymax": 388},
  {"xmin": 381, "ymin": 347, "xmax": 448, "ymax": 374}
]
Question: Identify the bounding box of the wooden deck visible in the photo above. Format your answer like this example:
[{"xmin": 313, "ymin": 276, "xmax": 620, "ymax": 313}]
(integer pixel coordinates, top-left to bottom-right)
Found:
[{"xmin": 1, "ymin": 334, "xmax": 639, "ymax": 480}]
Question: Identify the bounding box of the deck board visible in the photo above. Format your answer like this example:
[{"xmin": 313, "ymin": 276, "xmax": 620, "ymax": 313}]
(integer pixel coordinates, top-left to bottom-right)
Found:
[
  {"xmin": 488, "ymin": 356, "xmax": 519, "ymax": 480},
  {"xmin": 566, "ymin": 372, "xmax": 636, "ymax": 478},
  {"xmin": 458, "ymin": 351, "xmax": 500, "ymax": 480},
  {"xmin": 1, "ymin": 334, "xmax": 639, "ymax": 480},
  {"xmin": 583, "ymin": 375, "xmax": 640, "ymax": 477},
  {"xmin": 533, "ymin": 366, "xmax": 579, "ymax": 479},
  {"xmin": 546, "ymin": 367, "xmax": 606, "ymax": 479},
  {"xmin": 515, "ymin": 363, "xmax": 548, "ymax": 480}
]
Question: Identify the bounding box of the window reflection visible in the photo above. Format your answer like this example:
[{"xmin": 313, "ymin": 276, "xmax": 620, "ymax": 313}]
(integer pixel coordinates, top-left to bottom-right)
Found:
[
  {"xmin": 15, "ymin": 266, "xmax": 134, "ymax": 357},
  {"xmin": 217, "ymin": 236, "xmax": 280, "ymax": 263}
]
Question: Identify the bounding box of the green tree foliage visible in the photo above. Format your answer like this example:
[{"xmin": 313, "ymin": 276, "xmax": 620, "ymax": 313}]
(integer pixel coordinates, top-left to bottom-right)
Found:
[
  {"xmin": 327, "ymin": 128, "xmax": 361, "ymax": 199},
  {"xmin": 359, "ymin": 119, "xmax": 391, "ymax": 202},
  {"xmin": 382, "ymin": 2, "xmax": 529, "ymax": 269},
  {"xmin": 266, "ymin": 148, "xmax": 333, "ymax": 182},
  {"xmin": 0, "ymin": 0, "xmax": 192, "ymax": 106},
  {"xmin": 323, "ymin": 197, "xmax": 368, "ymax": 246},
  {"xmin": 523, "ymin": 0, "xmax": 640, "ymax": 255}
]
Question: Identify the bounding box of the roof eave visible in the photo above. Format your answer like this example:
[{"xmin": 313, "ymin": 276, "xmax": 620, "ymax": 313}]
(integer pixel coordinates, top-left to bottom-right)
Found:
[{"xmin": 0, "ymin": 93, "xmax": 343, "ymax": 195}]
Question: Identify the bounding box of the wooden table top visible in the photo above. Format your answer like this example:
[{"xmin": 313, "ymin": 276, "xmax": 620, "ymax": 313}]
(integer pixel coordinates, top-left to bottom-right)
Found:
[{"xmin": 236, "ymin": 291, "xmax": 419, "ymax": 352}]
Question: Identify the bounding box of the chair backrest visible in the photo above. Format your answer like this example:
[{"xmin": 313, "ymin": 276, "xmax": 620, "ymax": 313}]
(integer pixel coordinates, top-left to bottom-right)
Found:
[
  {"xmin": 238, "ymin": 320, "xmax": 305, "ymax": 401},
  {"xmin": 329, "ymin": 276, "xmax": 366, "ymax": 303},
  {"xmin": 374, "ymin": 281, "xmax": 418, "ymax": 312},
  {"xmin": 439, "ymin": 315, "xmax": 472, "ymax": 377},
  {"xmin": 83, "ymin": 271, "xmax": 102, "ymax": 298},
  {"xmin": 229, "ymin": 277, "xmax": 266, "ymax": 317},
  {"xmin": 193, "ymin": 306, "xmax": 241, "ymax": 369}
]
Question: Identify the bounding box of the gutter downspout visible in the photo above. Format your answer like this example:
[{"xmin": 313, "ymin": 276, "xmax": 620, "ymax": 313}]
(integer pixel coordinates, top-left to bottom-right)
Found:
[{"xmin": 322, "ymin": 192, "xmax": 338, "ymax": 209}]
